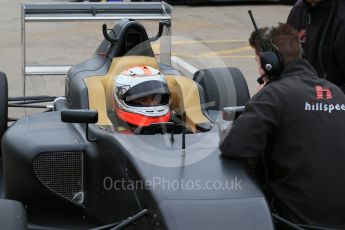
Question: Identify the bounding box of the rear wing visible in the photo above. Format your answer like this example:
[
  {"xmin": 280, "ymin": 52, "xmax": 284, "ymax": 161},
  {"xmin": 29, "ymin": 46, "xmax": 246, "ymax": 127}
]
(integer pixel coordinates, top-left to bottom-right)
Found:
[{"xmin": 21, "ymin": 2, "xmax": 172, "ymax": 97}]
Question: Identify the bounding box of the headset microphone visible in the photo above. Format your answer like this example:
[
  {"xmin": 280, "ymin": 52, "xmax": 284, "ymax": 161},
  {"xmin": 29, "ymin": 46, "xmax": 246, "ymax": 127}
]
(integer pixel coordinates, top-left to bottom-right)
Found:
[{"xmin": 248, "ymin": 10, "xmax": 283, "ymax": 77}]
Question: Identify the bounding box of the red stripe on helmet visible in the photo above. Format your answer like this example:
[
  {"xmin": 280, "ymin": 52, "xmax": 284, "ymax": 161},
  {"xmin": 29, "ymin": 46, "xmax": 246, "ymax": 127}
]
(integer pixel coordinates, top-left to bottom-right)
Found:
[
  {"xmin": 114, "ymin": 107, "xmax": 170, "ymax": 127},
  {"xmin": 141, "ymin": 65, "xmax": 152, "ymax": 76}
]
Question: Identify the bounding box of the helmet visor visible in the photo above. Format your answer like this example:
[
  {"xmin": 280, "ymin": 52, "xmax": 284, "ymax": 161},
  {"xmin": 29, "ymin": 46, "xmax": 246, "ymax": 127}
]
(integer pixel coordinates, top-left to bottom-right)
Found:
[
  {"xmin": 124, "ymin": 80, "xmax": 170, "ymax": 105},
  {"xmin": 126, "ymin": 93, "xmax": 170, "ymax": 107}
]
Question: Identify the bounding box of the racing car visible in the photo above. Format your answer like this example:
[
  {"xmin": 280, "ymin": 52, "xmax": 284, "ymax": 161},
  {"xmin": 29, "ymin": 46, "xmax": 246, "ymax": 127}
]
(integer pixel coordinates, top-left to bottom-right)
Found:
[{"xmin": 0, "ymin": 6, "xmax": 279, "ymax": 230}]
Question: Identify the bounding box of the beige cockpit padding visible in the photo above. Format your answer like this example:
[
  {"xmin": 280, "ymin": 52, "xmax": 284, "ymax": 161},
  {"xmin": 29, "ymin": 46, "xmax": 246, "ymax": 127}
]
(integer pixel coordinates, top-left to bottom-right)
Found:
[
  {"xmin": 84, "ymin": 56, "xmax": 211, "ymax": 132},
  {"xmin": 84, "ymin": 76, "xmax": 112, "ymax": 125},
  {"xmin": 84, "ymin": 56, "xmax": 159, "ymax": 125},
  {"xmin": 165, "ymin": 75, "xmax": 210, "ymax": 133}
]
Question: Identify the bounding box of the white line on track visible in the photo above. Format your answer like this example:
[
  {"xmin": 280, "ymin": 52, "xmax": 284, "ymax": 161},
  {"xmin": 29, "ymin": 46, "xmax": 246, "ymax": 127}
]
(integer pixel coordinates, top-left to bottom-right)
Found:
[{"xmin": 171, "ymin": 56, "xmax": 198, "ymax": 77}]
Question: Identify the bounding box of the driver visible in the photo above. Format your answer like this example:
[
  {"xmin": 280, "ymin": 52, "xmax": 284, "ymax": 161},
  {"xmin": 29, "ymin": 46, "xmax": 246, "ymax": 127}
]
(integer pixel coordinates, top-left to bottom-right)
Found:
[{"xmin": 112, "ymin": 65, "xmax": 171, "ymax": 133}]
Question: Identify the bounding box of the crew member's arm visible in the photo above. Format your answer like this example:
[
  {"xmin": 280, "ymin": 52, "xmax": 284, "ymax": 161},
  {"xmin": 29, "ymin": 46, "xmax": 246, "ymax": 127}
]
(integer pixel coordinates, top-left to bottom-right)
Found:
[
  {"xmin": 220, "ymin": 86, "xmax": 281, "ymax": 158},
  {"xmin": 286, "ymin": 0, "xmax": 307, "ymax": 30},
  {"xmin": 286, "ymin": 7, "xmax": 299, "ymax": 29},
  {"xmin": 333, "ymin": 22, "xmax": 345, "ymax": 86}
]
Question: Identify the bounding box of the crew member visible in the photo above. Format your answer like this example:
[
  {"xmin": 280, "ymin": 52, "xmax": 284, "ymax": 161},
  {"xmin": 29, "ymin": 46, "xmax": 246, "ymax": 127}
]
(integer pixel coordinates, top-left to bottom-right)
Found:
[
  {"xmin": 220, "ymin": 23, "xmax": 345, "ymax": 229},
  {"xmin": 287, "ymin": 0, "xmax": 345, "ymax": 92}
]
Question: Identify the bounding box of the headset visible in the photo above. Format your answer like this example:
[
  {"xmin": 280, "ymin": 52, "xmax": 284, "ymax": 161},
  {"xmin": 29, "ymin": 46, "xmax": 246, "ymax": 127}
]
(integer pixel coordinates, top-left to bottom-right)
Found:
[{"xmin": 248, "ymin": 10, "xmax": 284, "ymax": 78}]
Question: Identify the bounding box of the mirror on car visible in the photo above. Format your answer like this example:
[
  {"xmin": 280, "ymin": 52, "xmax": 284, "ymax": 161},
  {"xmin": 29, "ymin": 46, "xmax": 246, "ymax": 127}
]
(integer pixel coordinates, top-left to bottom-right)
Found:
[
  {"xmin": 61, "ymin": 109, "xmax": 98, "ymax": 124},
  {"xmin": 222, "ymin": 106, "xmax": 245, "ymax": 121}
]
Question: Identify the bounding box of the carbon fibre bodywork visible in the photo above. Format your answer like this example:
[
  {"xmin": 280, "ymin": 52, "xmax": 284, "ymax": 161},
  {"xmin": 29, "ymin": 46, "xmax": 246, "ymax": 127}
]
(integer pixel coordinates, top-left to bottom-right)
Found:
[{"xmin": 2, "ymin": 111, "xmax": 274, "ymax": 229}]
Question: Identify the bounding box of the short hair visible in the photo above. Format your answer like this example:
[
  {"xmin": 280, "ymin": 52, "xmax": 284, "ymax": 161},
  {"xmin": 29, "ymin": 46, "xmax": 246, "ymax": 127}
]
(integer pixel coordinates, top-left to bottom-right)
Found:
[{"xmin": 249, "ymin": 23, "xmax": 302, "ymax": 65}]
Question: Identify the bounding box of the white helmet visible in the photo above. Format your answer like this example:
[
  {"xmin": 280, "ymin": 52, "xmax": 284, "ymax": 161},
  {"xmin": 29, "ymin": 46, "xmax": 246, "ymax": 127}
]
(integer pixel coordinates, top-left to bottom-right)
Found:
[{"xmin": 113, "ymin": 65, "xmax": 170, "ymax": 127}]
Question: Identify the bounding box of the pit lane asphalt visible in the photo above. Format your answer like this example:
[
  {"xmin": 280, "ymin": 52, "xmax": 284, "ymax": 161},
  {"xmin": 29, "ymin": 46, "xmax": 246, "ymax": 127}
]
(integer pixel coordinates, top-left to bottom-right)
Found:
[{"xmin": 0, "ymin": 0, "xmax": 292, "ymax": 118}]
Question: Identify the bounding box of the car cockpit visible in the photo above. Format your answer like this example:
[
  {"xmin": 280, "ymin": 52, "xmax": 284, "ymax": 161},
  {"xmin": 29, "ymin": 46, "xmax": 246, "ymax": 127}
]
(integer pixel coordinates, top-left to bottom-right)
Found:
[{"xmin": 66, "ymin": 19, "xmax": 214, "ymax": 135}]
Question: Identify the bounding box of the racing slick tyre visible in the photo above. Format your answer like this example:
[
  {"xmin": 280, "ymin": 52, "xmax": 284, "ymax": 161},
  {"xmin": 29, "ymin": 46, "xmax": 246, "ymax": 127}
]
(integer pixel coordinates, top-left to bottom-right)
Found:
[
  {"xmin": 193, "ymin": 67, "xmax": 250, "ymax": 111},
  {"xmin": 0, "ymin": 72, "xmax": 8, "ymax": 154}
]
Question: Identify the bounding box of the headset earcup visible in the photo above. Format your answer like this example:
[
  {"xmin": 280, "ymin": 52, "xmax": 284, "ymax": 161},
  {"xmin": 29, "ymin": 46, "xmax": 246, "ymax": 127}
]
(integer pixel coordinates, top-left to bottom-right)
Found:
[{"xmin": 260, "ymin": 51, "xmax": 283, "ymax": 76}]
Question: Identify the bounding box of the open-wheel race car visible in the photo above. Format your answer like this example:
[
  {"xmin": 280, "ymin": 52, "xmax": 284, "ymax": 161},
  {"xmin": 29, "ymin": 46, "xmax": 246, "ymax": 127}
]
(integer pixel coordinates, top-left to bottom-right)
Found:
[{"xmin": 0, "ymin": 2, "xmax": 277, "ymax": 230}]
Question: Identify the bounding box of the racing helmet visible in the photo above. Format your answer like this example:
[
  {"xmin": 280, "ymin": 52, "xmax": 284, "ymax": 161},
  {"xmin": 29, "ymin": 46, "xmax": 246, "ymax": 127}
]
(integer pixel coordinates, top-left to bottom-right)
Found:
[{"xmin": 113, "ymin": 65, "xmax": 171, "ymax": 127}]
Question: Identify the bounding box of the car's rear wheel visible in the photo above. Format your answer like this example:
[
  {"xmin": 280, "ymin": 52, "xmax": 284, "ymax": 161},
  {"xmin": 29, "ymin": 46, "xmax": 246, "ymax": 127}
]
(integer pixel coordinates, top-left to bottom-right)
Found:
[
  {"xmin": 193, "ymin": 67, "xmax": 250, "ymax": 111},
  {"xmin": 0, "ymin": 72, "xmax": 8, "ymax": 154}
]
